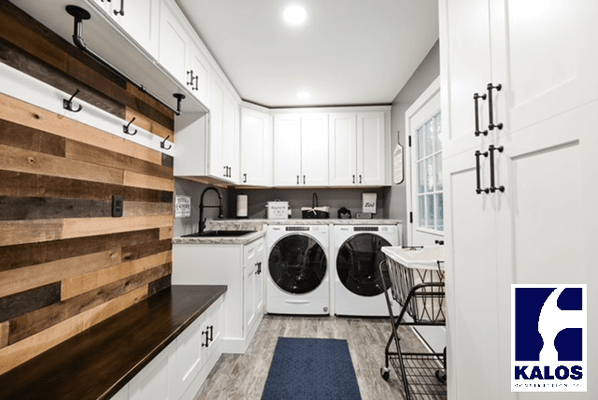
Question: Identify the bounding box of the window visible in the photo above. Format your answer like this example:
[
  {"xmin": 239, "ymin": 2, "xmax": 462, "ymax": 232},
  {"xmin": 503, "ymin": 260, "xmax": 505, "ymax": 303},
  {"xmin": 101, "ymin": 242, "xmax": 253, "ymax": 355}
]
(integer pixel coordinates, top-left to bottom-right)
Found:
[{"xmin": 415, "ymin": 112, "xmax": 443, "ymax": 232}]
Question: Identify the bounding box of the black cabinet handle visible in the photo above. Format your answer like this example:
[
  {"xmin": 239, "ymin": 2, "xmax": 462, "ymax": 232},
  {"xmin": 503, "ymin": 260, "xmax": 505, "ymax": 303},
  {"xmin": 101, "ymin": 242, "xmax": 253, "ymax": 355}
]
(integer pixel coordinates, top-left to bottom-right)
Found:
[
  {"xmin": 487, "ymin": 83, "xmax": 503, "ymax": 131},
  {"xmin": 194, "ymin": 76, "xmax": 199, "ymax": 91},
  {"xmin": 488, "ymin": 145, "xmax": 505, "ymax": 193},
  {"xmin": 475, "ymin": 150, "xmax": 489, "ymax": 194},
  {"xmin": 186, "ymin": 70, "xmax": 193, "ymax": 86},
  {"xmin": 228, "ymin": 166, "xmax": 231, "ymax": 178},
  {"xmin": 223, "ymin": 166, "xmax": 227, "ymax": 177},
  {"xmin": 303, "ymin": 175, "xmax": 306, "ymax": 184},
  {"xmin": 473, "ymin": 93, "xmax": 488, "ymax": 136},
  {"xmin": 297, "ymin": 175, "xmax": 299, "ymax": 185},
  {"xmin": 208, "ymin": 325, "xmax": 213, "ymax": 342},
  {"xmin": 435, "ymin": 240, "xmax": 444, "ymax": 245},
  {"xmin": 201, "ymin": 330, "xmax": 209, "ymax": 347},
  {"xmin": 256, "ymin": 261, "xmax": 262, "ymax": 275},
  {"xmin": 359, "ymin": 175, "xmax": 362, "ymax": 184},
  {"xmin": 243, "ymin": 173, "xmax": 247, "ymax": 183},
  {"xmin": 352, "ymin": 175, "xmax": 355, "ymax": 184},
  {"xmin": 113, "ymin": 0, "xmax": 125, "ymax": 16}
]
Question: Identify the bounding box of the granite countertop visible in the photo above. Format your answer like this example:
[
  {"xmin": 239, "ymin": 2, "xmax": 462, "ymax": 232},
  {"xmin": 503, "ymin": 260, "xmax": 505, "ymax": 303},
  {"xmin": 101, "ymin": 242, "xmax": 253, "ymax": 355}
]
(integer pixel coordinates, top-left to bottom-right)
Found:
[
  {"xmin": 172, "ymin": 229, "xmax": 266, "ymax": 245},
  {"xmin": 209, "ymin": 218, "xmax": 403, "ymax": 227},
  {"xmin": 0, "ymin": 285, "xmax": 227, "ymax": 400}
]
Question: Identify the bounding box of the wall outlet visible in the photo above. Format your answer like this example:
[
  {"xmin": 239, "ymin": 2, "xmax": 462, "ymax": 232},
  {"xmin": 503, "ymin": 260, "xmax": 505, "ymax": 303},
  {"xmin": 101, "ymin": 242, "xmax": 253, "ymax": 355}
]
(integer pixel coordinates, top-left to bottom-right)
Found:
[{"xmin": 112, "ymin": 195, "xmax": 124, "ymax": 217}]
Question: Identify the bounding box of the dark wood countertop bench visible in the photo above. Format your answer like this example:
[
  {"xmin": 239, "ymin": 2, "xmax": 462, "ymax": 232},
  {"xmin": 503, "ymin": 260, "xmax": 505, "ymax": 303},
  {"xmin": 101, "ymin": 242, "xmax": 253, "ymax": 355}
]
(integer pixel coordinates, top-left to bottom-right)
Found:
[{"xmin": 0, "ymin": 285, "xmax": 227, "ymax": 400}]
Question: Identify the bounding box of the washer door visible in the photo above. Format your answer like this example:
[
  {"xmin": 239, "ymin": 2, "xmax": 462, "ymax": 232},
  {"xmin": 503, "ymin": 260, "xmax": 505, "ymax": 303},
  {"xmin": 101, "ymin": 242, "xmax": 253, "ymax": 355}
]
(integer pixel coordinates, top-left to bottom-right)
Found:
[
  {"xmin": 268, "ymin": 234, "xmax": 327, "ymax": 294},
  {"xmin": 336, "ymin": 233, "xmax": 391, "ymax": 297}
]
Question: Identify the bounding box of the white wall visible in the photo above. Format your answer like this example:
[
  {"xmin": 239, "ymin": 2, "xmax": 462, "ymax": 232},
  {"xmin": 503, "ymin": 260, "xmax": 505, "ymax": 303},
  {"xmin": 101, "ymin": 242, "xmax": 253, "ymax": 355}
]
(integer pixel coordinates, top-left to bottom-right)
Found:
[{"xmin": 385, "ymin": 40, "xmax": 440, "ymax": 242}]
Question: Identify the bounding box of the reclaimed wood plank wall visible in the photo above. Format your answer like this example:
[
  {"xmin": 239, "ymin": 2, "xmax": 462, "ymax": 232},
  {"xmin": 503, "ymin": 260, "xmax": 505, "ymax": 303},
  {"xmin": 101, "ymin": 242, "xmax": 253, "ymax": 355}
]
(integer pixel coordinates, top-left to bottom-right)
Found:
[{"xmin": 0, "ymin": 3, "xmax": 175, "ymax": 374}]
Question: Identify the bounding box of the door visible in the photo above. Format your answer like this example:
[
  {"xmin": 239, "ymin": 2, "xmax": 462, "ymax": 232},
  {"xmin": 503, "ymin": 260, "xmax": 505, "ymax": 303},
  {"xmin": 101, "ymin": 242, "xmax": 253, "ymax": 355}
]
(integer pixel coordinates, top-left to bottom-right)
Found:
[
  {"xmin": 329, "ymin": 113, "xmax": 357, "ymax": 185},
  {"xmin": 357, "ymin": 112, "xmax": 386, "ymax": 185},
  {"xmin": 405, "ymin": 81, "xmax": 443, "ymax": 246},
  {"xmin": 268, "ymin": 234, "xmax": 327, "ymax": 294},
  {"xmin": 240, "ymin": 108, "xmax": 271, "ymax": 186},
  {"xmin": 336, "ymin": 233, "xmax": 392, "ymax": 297},
  {"xmin": 273, "ymin": 114, "xmax": 301, "ymax": 186},
  {"xmin": 301, "ymin": 114, "xmax": 328, "ymax": 186}
]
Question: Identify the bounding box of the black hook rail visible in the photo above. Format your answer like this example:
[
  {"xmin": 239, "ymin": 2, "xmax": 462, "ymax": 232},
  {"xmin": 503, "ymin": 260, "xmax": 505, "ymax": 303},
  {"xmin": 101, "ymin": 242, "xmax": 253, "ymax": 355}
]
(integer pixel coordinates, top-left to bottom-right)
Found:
[
  {"xmin": 63, "ymin": 88, "xmax": 83, "ymax": 112},
  {"xmin": 160, "ymin": 135, "xmax": 172, "ymax": 150},
  {"xmin": 123, "ymin": 117, "xmax": 137, "ymax": 135},
  {"xmin": 66, "ymin": 5, "xmax": 184, "ymax": 116}
]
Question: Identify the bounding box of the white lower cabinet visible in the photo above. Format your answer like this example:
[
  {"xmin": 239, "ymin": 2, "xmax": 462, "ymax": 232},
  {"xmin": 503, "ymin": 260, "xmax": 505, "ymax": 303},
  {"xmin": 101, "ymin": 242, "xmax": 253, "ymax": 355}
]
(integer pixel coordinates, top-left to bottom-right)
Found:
[
  {"xmin": 172, "ymin": 236, "xmax": 266, "ymax": 354},
  {"xmin": 111, "ymin": 296, "xmax": 224, "ymax": 400}
]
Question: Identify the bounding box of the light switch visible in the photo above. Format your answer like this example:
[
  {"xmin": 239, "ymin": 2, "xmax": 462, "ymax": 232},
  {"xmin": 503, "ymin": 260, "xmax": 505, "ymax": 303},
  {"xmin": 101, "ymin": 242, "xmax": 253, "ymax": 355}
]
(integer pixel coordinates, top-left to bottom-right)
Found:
[{"xmin": 112, "ymin": 195, "xmax": 124, "ymax": 217}]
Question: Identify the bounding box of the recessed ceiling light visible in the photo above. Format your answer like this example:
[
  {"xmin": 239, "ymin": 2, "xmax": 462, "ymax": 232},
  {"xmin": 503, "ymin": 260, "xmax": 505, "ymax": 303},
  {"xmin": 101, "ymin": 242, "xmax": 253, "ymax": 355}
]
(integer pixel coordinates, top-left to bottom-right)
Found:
[
  {"xmin": 297, "ymin": 91, "xmax": 311, "ymax": 100},
  {"xmin": 283, "ymin": 4, "xmax": 307, "ymax": 26}
]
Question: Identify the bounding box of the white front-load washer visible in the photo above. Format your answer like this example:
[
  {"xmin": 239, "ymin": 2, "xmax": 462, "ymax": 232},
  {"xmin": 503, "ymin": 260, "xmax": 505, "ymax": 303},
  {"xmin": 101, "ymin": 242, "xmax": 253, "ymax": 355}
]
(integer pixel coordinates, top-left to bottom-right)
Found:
[
  {"xmin": 332, "ymin": 225, "xmax": 401, "ymax": 316},
  {"xmin": 266, "ymin": 224, "xmax": 330, "ymax": 315}
]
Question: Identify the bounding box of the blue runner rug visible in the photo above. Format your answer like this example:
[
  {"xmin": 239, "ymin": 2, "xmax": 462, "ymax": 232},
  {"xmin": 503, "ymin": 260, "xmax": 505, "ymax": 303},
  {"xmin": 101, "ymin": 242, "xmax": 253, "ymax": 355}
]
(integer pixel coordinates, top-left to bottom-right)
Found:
[{"xmin": 261, "ymin": 337, "xmax": 362, "ymax": 400}]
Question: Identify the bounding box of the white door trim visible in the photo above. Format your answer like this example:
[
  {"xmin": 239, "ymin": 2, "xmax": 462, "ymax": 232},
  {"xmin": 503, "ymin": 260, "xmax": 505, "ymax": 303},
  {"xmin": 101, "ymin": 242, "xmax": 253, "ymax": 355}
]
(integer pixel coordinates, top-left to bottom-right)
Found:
[{"xmin": 404, "ymin": 76, "xmax": 441, "ymax": 245}]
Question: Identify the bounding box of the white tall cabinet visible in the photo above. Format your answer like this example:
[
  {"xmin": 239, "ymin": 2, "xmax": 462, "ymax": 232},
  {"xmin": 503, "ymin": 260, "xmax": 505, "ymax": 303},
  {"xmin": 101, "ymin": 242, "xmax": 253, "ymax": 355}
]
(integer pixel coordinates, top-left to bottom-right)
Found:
[{"xmin": 440, "ymin": 0, "xmax": 598, "ymax": 399}]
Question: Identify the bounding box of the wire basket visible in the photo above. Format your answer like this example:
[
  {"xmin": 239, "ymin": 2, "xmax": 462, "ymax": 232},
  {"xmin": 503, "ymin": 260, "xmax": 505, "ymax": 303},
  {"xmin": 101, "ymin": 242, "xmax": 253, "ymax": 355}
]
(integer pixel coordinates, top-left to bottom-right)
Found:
[{"xmin": 383, "ymin": 247, "xmax": 446, "ymax": 324}]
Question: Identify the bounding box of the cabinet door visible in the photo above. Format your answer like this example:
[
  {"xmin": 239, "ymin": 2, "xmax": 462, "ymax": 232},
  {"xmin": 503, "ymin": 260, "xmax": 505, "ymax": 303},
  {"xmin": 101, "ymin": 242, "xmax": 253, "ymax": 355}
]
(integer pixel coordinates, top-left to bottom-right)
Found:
[
  {"xmin": 113, "ymin": 0, "xmax": 160, "ymax": 58},
  {"xmin": 443, "ymin": 152, "xmax": 501, "ymax": 399},
  {"xmin": 240, "ymin": 108, "xmax": 271, "ymax": 186},
  {"xmin": 254, "ymin": 240, "xmax": 265, "ymax": 315},
  {"xmin": 206, "ymin": 296, "xmax": 224, "ymax": 359},
  {"xmin": 168, "ymin": 314, "xmax": 206, "ymax": 400},
  {"xmin": 329, "ymin": 113, "xmax": 357, "ymax": 186},
  {"xmin": 158, "ymin": 0, "xmax": 189, "ymax": 86},
  {"xmin": 188, "ymin": 46, "xmax": 210, "ymax": 105},
  {"xmin": 439, "ymin": 0, "xmax": 493, "ymax": 160},
  {"xmin": 244, "ymin": 264, "xmax": 256, "ymax": 334},
  {"xmin": 273, "ymin": 114, "xmax": 302, "ymax": 186},
  {"xmin": 357, "ymin": 112, "xmax": 386, "ymax": 185},
  {"xmin": 129, "ymin": 345, "xmax": 174, "ymax": 400},
  {"xmin": 222, "ymin": 93, "xmax": 238, "ymax": 183},
  {"xmin": 301, "ymin": 114, "xmax": 329, "ymax": 186},
  {"xmin": 209, "ymin": 80, "xmax": 224, "ymax": 179}
]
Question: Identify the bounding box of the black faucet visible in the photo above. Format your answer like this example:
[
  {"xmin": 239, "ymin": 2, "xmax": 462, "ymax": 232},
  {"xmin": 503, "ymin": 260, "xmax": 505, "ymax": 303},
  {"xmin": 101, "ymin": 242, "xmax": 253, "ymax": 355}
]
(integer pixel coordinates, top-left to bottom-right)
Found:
[{"xmin": 198, "ymin": 187, "xmax": 223, "ymax": 234}]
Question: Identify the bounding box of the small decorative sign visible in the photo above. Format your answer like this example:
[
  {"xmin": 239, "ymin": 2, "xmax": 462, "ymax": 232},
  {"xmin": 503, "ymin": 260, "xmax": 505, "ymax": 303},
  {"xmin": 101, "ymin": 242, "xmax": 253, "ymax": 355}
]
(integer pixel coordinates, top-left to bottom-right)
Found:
[
  {"xmin": 394, "ymin": 131, "xmax": 404, "ymax": 184},
  {"xmin": 175, "ymin": 195, "xmax": 191, "ymax": 218},
  {"xmin": 362, "ymin": 193, "xmax": 377, "ymax": 214}
]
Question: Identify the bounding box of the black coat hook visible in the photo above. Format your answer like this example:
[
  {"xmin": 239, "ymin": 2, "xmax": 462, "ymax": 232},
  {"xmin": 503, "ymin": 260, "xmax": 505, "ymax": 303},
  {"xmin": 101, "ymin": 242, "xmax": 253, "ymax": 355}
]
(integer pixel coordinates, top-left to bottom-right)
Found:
[
  {"xmin": 63, "ymin": 89, "xmax": 83, "ymax": 112},
  {"xmin": 123, "ymin": 117, "xmax": 137, "ymax": 135},
  {"xmin": 160, "ymin": 135, "xmax": 172, "ymax": 150}
]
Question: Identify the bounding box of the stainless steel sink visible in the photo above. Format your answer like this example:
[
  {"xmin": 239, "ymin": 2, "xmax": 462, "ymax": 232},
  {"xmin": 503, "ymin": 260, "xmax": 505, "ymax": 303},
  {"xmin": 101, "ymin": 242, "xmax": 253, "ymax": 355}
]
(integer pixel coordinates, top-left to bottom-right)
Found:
[{"xmin": 181, "ymin": 230, "xmax": 257, "ymax": 238}]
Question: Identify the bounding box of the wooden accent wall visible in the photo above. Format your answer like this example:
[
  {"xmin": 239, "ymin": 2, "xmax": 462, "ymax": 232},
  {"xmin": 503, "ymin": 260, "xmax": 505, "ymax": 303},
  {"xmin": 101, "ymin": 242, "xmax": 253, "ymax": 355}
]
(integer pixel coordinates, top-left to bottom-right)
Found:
[{"xmin": 0, "ymin": 3, "xmax": 175, "ymax": 374}]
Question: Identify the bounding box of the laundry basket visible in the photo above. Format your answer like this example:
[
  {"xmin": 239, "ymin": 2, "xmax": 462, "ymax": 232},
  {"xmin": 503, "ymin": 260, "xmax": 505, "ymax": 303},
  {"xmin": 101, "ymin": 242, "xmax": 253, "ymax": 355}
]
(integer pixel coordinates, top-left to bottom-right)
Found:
[{"xmin": 381, "ymin": 246, "xmax": 446, "ymax": 324}]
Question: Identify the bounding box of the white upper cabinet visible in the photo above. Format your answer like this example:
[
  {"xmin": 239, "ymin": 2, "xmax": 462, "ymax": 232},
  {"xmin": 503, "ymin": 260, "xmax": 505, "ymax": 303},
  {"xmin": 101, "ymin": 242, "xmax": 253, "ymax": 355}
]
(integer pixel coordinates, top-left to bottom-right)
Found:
[
  {"xmin": 329, "ymin": 112, "xmax": 386, "ymax": 186},
  {"xmin": 188, "ymin": 45, "xmax": 210, "ymax": 107},
  {"xmin": 273, "ymin": 114, "xmax": 328, "ymax": 187},
  {"xmin": 240, "ymin": 107, "xmax": 271, "ymax": 186},
  {"xmin": 208, "ymin": 78, "xmax": 238, "ymax": 183},
  {"xmin": 158, "ymin": 0, "xmax": 191, "ymax": 87}
]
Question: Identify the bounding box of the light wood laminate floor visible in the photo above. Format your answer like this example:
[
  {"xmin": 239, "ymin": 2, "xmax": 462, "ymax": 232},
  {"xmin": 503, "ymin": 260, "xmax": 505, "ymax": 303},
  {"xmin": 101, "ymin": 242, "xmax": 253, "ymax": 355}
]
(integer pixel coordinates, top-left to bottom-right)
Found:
[{"xmin": 194, "ymin": 314, "xmax": 431, "ymax": 400}]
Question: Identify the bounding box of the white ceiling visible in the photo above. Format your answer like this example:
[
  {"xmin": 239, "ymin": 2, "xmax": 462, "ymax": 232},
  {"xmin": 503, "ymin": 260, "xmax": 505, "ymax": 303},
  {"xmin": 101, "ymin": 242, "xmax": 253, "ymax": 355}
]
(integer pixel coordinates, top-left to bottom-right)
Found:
[{"xmin": 175, "ymin": 0, "xmax": 439, "ymax": 108}]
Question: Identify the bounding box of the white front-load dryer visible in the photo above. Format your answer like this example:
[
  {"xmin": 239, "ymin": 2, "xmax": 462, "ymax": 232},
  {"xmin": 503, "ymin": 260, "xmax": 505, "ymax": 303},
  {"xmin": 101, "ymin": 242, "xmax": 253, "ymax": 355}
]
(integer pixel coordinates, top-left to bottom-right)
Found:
[
  {"xmin": 332, "ymin": 225, "xmax": 401, "ymax": 316},
  {"xmin": 266, "ymin": 225, "xmax": 330, "ymax": 315}
]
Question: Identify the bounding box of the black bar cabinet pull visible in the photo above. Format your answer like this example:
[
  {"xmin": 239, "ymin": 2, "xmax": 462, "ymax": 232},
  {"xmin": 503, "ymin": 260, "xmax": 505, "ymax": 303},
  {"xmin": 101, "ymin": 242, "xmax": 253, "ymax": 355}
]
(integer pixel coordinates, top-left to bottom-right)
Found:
[
  {"xmin": 475, "ymin": 150, "xmax": 489, "ymax": 194},
  {"xmin": 359, "ymin": 175, "xmax": 362, "ymax": 184},
  {"xmin": 186, "ymin": 70, "xmax": 193, "ymax": 86},
  {"xmin": 194, "ymin": 76, "xmax": 199, "ymax": 91},
  {"xmin": 243, "ymin": 173, "xmax": 247, "ymax": 183},
  {"xmin": 256, "ymin": 262, "xmax": 262, "ymax": 275},
  {"xmin": 352, "ymin": 175, "xmax": 355, "ymax": 184},
  {"xmin": 113, "ymin": 0, "xmax": 125, "ymax": 16},
  {"xmin": 228, "ymin": 166, "xmax": 231, "ymax": 178},
  {"xmin": 473, "ymin": 93, "xmax": 487, "ymax": 136},
  {"xmin": 297, "ymin": 175, "xmax": 300, "ymax": 185},
  {"xmin": 208, "ymin": 326, "xmax": 213, "ymax": 342},
  {"xmin": 488, "ymin": 145, "xmax": 505, "ymax": 193},
  {"xmin": 303, "ymin": 175, "xmax": 306, "ymax": 184},
  {"xmin": 201, "ymin": 330, "xmax": 209, "ymax": 347},
  {"xmin": 487, "ymin": 83, "xmax": 503, "ymax": 130}
]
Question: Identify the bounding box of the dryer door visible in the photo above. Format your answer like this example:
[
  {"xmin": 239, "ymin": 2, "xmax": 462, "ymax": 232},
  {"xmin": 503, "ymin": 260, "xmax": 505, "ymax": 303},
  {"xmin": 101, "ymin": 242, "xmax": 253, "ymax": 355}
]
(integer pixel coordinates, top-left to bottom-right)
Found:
[
  {"xmin": 337, "ymin": 233, "xmax": 391, "ymax": 297},
  {"xmin": 268, "ymin": 234, "xmax": 327, "ymax": 294}
]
